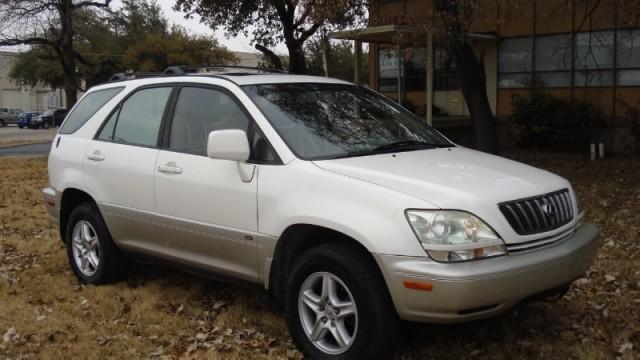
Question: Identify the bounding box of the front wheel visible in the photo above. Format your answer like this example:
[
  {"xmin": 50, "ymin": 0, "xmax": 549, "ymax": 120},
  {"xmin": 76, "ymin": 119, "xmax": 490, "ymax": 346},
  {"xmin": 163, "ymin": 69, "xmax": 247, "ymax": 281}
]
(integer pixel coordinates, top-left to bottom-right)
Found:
[
  {"xmin": 42, "ymin": 121, "xmax": 50, "ymax": 129},
  {"xmin": 65, "ymin": 203, "xmax": 127, "ymax": 284},
  {"xmin": 0, "ymin": 119, "xmax": 5, "ymax": 127},
  {"xmin": 286, "ymin": 243, "xmax": 399, "ymax": 359}
]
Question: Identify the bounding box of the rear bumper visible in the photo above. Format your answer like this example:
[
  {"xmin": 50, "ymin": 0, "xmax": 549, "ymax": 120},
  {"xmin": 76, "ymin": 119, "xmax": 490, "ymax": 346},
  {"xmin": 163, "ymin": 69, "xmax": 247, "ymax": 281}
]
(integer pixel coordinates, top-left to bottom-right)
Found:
[
  {"xmin": 375, "ymin": 223, "xmax": 601, "ymax": 323},
  {"xmin": 41, "ymin": 187, "xmax": 60, "ymax": 225}
]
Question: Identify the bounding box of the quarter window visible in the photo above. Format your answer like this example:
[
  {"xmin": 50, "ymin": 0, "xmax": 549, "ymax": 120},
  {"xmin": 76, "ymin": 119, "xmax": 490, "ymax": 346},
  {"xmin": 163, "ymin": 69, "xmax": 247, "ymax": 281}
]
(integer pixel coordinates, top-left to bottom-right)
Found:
[
  {"xmin": 60, "ymin": 87, "xmax": 124, "ymax": 134},
  {"xmin": 168, "ymin": 87, "xmax": 250, "ymax": 156},
  {"xmin": 112, "ymin": 87, "xmax": 172, "ymax": 147}
]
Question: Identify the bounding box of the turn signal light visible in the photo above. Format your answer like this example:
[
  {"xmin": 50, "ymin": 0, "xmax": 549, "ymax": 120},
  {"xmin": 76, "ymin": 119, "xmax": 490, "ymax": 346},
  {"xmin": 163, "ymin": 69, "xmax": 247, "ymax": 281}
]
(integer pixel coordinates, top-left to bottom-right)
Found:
[{"xmin": 403, "ymin": 280, "xmax": 433, "ymax": 292}]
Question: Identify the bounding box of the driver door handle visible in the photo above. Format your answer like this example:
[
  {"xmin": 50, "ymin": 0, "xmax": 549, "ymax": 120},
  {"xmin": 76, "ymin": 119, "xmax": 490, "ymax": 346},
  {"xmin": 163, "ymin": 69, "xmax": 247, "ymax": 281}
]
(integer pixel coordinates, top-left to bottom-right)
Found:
[{"xmin": 158, "ymin": 162, "xmax": 183, "ymax": 174}]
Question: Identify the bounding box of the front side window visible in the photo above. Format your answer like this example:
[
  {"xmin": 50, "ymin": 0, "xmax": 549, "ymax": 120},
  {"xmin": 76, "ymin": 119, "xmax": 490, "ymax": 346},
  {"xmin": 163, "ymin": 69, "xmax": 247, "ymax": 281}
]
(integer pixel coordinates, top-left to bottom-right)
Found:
[
  {"xmin": 244, "ymin": 83, "xmax": 452, "ymax": 160},
  {"xmin": 168, "ymin": 87, "xmax": 250, "ymax": 155},
  {"xmin": 60, "ymin": 87, "xmax": 123, "ymax": 134},
  {"xmin": 104, "ymin": 87, "xmax": 172, "ymax": 147}
]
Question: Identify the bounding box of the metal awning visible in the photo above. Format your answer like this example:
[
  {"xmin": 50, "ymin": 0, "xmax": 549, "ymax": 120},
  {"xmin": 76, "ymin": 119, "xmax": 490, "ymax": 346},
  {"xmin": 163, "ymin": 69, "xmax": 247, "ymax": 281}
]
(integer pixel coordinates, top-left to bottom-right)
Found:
[
  {"xmin": 330, "ymin": 25, "xmax": 498, "ymax": 44},
  {"xmin": 329, "ymin": 25, "xmax": 427, "ymax": 45}
]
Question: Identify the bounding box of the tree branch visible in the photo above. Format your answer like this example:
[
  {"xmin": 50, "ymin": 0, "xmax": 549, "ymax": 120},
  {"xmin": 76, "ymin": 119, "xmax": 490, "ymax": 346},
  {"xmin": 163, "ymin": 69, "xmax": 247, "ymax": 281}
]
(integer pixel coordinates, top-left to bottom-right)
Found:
[
  {"xmin": 255, "ymin": 44, "xmax": 283, "ymax": 70},
  {"xmin": 72, "ymin": 0, "xmax": 111, "ymax": 8}
]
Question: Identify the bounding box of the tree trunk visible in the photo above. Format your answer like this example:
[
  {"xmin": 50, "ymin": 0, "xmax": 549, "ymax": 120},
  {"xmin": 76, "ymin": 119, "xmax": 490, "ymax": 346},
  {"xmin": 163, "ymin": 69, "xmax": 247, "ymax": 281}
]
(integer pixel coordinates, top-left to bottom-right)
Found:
[
  {"xmin": 60, "ymin": 0, "xmax": 78, "ymax": 108},
  {"xmin": 287, "ymin": 41, "xmax": 307, "ymax": 74},
  {"xmin": 454, "ymin": 42, "xmax": 499, "ymax": 154}
]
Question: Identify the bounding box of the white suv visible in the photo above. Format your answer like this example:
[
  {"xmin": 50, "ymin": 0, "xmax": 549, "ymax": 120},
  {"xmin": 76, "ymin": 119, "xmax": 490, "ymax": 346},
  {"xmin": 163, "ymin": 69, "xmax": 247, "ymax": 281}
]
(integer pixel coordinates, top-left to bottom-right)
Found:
[{"xmin": 42, "ymin": 68, "xmax": 601, "ymax": 359}]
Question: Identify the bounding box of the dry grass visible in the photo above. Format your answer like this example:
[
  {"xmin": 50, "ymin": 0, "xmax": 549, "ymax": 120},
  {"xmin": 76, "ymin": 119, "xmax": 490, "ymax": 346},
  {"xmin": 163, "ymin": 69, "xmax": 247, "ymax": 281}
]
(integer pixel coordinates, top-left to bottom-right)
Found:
[{"xmin": 0, "ymin": 153, "xmax": 638, "ymax": 359}]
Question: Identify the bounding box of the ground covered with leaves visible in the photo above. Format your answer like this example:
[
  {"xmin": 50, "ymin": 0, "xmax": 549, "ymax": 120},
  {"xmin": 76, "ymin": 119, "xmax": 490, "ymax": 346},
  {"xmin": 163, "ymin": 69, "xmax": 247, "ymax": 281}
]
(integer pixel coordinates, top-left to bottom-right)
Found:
[{"xmin": 0, "ymin": 153, "xmax": 638, "ymax": 359}]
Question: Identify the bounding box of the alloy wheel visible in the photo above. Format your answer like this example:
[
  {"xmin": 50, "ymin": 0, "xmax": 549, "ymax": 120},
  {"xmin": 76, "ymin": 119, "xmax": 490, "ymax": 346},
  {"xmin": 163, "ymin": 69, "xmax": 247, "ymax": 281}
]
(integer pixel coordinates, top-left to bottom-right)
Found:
[
  {"xmin": 71, "ymin": 220, "xmax": 100, "ymax": 276},
  {"xmin": 298, "ymin": 272, "xmax": 358, "ymax": 355}
]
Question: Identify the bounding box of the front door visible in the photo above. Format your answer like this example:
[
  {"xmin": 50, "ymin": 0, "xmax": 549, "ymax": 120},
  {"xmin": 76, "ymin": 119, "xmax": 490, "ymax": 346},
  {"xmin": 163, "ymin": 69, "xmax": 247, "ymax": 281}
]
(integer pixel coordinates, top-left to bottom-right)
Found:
[{"xmin": 154, "ymin": 85, "xmax": 259, "ymax": 281}]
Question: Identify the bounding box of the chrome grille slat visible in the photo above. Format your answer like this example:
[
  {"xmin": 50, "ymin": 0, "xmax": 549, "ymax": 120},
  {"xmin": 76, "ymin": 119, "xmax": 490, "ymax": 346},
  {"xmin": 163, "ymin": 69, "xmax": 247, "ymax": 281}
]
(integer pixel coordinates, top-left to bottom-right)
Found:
[
  {"xmin": 499, "ymin": 189, "xmax": 574, "ymax": 235},
  {"xmin": 506, "ymin": 228, "xmax": 574, "ymax": 253}
]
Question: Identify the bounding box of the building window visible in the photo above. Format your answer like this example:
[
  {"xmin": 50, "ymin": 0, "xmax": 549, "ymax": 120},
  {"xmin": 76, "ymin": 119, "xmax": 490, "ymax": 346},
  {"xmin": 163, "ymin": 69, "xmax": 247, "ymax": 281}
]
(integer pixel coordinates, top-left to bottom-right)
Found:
[
  {"xmin": 534, "ymin": 34, "xmax": 572, "ymax": 87},
  {"xmin": 378, "ymin": 48, "xmax": 401, "ymax": 92},
  {"xmin": 404, "ymin": 48, "xmax": 426, "ymax": 91},
  {"xmin": 617, "ymin": 29, "xmax": 640, "ymax": 86},
  {"xmin": 499, "ymin": 37, "xmax": 532, "ymax": 88},
  {"xmin": 434, "ymin": 48, "xmax": 459, "ymax": 91},
  {"xmin": 574, "ymin": 31, "xmax": 614, "ymax": 87},
  {"xmin": 378, "ymin": 47, "xmax": 427, "ymax": 92}
]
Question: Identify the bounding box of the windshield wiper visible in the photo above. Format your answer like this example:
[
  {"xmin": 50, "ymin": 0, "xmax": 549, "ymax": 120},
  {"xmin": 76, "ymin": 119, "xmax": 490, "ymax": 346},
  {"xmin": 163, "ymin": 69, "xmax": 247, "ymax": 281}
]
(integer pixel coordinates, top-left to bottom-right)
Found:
[
  {"xmin": 328, "ymin": 140, "xmax": 452, "ymax": 160},
  {"xmin": 372, "ymin": 140, "xmax": 446, "ymax": 152}
]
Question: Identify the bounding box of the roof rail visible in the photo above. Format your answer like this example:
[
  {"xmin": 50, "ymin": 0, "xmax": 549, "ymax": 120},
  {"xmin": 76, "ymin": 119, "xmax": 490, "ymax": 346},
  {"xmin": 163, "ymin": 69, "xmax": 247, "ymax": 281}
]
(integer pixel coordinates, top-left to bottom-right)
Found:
[
  {"xmin": 162, "ymin": 65, "xmax": 287, "ymax": 76},
  {"xmin": 108, "ymin": 71, "xmax": 163, "ymax": 82},
  {"xmin": 107, "ymin": 65, "xmax": 286, "ymax": 83}
]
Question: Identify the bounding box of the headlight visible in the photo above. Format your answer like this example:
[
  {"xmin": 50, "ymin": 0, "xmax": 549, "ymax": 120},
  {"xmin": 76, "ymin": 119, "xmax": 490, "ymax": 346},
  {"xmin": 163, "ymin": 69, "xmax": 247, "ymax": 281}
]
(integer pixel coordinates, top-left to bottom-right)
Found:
[{"xmin": 406, "ymin": 210, "xmax": 506, "ymax": 262}]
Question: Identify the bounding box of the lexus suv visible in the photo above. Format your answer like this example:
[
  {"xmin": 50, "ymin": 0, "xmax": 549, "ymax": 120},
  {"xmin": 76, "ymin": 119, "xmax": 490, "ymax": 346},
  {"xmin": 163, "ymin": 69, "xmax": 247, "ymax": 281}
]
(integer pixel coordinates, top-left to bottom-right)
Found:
[{"xmin": 42, "ymin": 67, "xmax": 601, "ymax": 359}]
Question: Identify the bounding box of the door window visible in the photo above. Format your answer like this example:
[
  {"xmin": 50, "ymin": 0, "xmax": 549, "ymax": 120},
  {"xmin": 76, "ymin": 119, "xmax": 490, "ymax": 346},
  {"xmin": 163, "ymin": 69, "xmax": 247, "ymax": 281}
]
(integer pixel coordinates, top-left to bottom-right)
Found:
[
  {"xmin": 111, "ymin": 87, "xmax": 172, "ymax": 147},
  {"xmin": 168, "ymin": 87, "xmax": 250, "ymax": 156}
]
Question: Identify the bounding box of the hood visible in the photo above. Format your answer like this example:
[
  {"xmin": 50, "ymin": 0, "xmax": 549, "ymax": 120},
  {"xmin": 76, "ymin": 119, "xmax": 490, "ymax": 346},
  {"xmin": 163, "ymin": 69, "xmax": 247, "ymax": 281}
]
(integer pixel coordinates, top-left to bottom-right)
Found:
[{"xmin": 312, "ymin": 147, "xmax": 570, "ymax": 210}]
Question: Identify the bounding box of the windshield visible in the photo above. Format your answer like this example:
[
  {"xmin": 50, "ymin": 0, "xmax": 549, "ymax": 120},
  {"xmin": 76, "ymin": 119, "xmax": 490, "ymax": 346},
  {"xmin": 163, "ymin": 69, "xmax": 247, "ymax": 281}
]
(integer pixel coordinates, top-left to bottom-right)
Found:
[{"xmin": 243, "ymin": 83, "xmax": 452, "ymax": 160}]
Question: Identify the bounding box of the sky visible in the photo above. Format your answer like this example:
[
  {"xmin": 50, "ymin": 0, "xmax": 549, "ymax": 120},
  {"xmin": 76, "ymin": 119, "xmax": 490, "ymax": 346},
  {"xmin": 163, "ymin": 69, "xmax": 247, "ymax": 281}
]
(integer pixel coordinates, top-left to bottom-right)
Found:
[{"xmin": 112, "ymin": 0, "xmax": 288, "ymax": 54}]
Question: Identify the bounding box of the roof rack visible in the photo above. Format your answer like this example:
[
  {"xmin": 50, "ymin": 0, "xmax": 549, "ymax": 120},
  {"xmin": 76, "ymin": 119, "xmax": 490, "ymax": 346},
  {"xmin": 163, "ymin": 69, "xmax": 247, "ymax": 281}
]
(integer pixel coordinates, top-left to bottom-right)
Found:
[
  {"xmin": 162, "ymin": 65, "xmax": 287, "ymax": 76},
  {"xmin": 107, "ymin": 65, "xmax": 286, "ymax": 83},
  {"xmin": 108, "ymin": 71, "xmax": 163, "ymax": 82}
]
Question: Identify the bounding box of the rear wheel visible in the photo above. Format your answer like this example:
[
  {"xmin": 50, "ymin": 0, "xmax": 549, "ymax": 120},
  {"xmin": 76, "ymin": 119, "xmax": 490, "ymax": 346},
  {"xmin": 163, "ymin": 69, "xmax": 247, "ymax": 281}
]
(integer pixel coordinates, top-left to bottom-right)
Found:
[
  {"xmin": 0, "ymin": 119, "xmax": 5, "ymax": 127},
  {"xmin": 42, "ymin": 120, "xmax": 50, "ymax": 129},
  {"xmin": 65, "ymin": 203, "xmax": 127, "ymax": 284},
  {"xmin": 286, "ymin": 243, "xmax": 399, "ymax": 359}
]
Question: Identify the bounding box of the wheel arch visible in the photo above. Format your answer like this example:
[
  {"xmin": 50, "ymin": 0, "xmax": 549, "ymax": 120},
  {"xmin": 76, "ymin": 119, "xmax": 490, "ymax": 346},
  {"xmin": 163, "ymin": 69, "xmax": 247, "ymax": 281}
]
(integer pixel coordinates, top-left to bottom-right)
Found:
[
  {"xmin": 59, "ymin": 188, "xmax": 99, "ymax": 241},
  {"xmin": 268, "ymin": 223, "xmax": 385, "ymax": 308}
]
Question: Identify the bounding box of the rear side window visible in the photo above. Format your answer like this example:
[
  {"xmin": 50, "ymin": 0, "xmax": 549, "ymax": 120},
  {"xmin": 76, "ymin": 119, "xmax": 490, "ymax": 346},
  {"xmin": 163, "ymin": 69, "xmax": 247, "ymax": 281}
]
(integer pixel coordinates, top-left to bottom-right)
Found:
[
  {"xmin": 99, "ymin": 87, "xmax": 172, "ymax": 147},
  {"xmin": 60, "ymin": 87, "xmax": 123, "ymax": 134}
]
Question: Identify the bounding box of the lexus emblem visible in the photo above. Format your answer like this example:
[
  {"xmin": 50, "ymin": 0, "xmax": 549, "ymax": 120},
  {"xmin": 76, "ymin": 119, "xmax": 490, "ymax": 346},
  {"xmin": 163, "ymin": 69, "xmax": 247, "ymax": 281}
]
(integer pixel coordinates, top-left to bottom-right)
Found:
[{"xmin": 541, "ymin": 200, "xmax": 557, "ymax": 218}]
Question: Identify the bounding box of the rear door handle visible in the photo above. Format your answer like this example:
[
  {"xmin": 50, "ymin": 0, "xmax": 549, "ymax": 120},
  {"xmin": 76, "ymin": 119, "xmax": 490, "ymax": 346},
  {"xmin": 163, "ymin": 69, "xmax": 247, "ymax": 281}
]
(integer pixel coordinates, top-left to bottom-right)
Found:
[
  {"xmin": 87, "ymin": 150, "xmax": 105, "ymax": 161},
  {"xmin": 157, "ymin": 162, "xmax": 183, "ymax": 174}
]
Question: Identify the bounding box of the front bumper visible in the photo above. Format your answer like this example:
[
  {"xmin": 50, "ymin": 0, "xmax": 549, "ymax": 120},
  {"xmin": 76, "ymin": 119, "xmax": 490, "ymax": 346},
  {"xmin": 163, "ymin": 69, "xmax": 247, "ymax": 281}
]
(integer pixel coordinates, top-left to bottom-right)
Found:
[
  {"xmin": 41, "ymin": 187, "xmax": 61, "ymax": 225},
  {"xmin": 375, "ymin": 223, "xmax": 601, "ymax": 323}
]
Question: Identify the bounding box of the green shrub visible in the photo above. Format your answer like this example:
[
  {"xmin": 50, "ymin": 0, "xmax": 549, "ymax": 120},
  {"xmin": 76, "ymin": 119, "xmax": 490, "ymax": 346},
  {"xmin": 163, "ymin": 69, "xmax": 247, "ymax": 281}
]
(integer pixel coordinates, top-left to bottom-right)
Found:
[{"xmin": 510, "ymin": 93, "xmax": 598, "ymax": 152}]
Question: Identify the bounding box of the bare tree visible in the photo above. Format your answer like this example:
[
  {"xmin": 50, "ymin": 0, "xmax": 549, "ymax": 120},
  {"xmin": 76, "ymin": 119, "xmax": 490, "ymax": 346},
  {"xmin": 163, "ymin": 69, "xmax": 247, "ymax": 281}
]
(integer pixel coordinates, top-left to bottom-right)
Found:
[{"xmin": 0, "ymin": 0, "xmax": 112, "ymax": 107}]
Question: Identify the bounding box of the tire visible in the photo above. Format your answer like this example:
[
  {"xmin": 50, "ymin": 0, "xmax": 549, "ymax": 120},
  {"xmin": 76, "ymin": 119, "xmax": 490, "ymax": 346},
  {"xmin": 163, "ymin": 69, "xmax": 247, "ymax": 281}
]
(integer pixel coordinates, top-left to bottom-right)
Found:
[
  {"xmin": 65, "ymin": 202, "xmax": 127, "ymax": 284},
  {"xmin": 285, "ymin": 243, "xmax": 399, "ymax": 360},
  {"xmin": 0, "ymin": 119, "xmax": 5, "ymax": 127},
  {"xmin": 18, "ymin": 125, "xmax": 24, "ymax": 129},
  {"xmin": 42, "ymin": 121, "xmax": 50, "ymax": 129}
]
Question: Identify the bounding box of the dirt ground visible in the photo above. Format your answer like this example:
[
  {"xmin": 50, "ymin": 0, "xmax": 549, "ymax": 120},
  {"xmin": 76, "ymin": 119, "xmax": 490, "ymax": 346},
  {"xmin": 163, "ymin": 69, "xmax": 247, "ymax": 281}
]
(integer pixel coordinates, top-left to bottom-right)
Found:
[{"xmin": 0, "ymin": 152, "xmax": 638, "ymax": 359}]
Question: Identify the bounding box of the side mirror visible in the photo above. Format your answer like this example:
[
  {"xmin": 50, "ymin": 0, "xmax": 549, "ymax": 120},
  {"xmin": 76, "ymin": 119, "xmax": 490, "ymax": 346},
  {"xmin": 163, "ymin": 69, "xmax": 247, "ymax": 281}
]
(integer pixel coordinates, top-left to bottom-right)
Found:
[{"xmin": 207, "ymin": 129, "xmax": 250, "ymax": 162}]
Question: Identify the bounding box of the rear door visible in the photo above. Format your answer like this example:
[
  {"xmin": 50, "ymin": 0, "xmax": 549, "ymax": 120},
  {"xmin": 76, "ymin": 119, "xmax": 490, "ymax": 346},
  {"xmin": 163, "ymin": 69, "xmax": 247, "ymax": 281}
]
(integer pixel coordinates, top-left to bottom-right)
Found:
[
  {"xmin": 153, "ymin": 84, "xmax": 259, "ymax": 281},
  {"xmin": 84, "ymin": 85, "xmax": 174, "ymax": 250}
]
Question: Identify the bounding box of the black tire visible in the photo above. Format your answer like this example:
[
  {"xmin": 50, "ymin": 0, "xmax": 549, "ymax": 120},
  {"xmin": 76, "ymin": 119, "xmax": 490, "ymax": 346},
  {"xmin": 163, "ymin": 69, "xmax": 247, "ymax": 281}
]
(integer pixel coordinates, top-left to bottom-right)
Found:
[
  {"xmin": 0, "ymin": 119, "xmax": 5, "ymax": 127},
  {"xmin": 42, "ymin": 121, "xmax": 50, "ymax": 129},
  {"xmin": 285, "ymin": 243, "xmax": 399, "ymax": 360},
  {"xmin": 18, "ymin": 125, "xmax": 24, "ymax": 129},
  {"xmin": 65, "ymin": 202, "xmax": 127, "ymax": 284}
]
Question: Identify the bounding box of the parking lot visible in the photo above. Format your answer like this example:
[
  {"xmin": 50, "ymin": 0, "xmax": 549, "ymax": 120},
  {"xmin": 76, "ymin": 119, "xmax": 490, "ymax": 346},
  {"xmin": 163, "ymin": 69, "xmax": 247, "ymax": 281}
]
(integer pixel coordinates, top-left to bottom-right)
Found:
[{"xmin": 0, "ymin": 126, "xmax": 57, "ymax": 148}]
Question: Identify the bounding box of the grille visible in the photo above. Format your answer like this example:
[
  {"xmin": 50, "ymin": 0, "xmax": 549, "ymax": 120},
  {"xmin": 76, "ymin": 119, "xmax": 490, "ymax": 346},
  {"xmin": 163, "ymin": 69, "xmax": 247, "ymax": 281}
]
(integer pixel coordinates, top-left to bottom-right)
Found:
[{"xmin": 499, "ymin": 189, "xmax": 574, "ymax": 235}]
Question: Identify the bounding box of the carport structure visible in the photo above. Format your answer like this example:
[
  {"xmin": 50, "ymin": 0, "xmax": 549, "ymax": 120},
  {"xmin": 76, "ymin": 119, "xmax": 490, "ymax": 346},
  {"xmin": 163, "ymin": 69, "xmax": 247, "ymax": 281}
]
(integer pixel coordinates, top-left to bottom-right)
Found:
[{"xmin": 330, "ymin": 25, "xmax": 435, "ymax": 126}]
